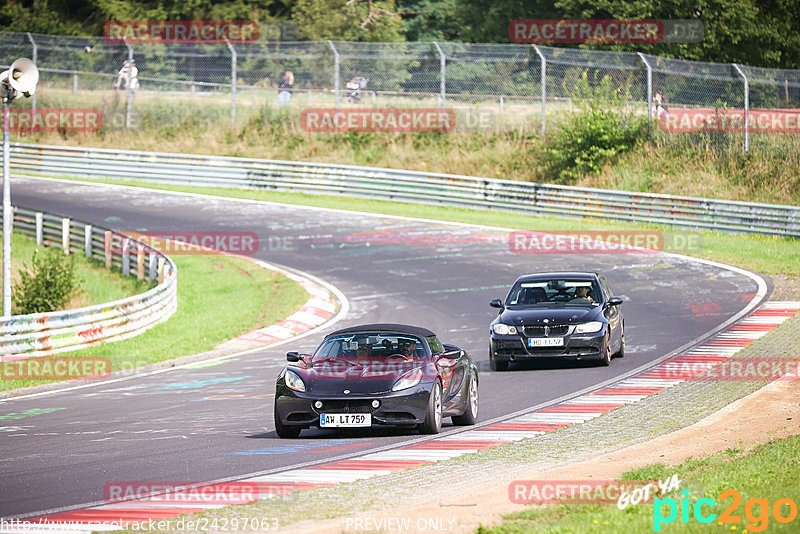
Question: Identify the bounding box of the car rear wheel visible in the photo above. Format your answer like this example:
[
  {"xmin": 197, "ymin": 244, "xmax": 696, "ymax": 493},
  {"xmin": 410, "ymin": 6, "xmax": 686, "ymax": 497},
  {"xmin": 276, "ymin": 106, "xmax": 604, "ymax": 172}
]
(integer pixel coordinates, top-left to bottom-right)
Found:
[
  {"xmin": 613, "ymin": 328, "xmax": 625, "ymax": 358},
  {"xmin": 274, "ymin": 401, "xmax": 301, "ymax": 439},
  {"xmin": 598, "ymin": 342, "xmax": 611, "ymax": 367},
  {"xmin": 418, "ymin": 381, "xmax": 442, "ymax": 434},
  {"xmin": 452, "ymin": 373, "xmax": 478, "ymax": 426}
]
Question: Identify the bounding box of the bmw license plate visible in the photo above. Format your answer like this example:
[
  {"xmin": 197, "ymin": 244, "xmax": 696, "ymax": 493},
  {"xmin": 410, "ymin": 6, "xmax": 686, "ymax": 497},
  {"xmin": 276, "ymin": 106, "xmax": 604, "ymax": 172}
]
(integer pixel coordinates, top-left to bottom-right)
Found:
[
  {"xmin": 528, "ymin": 337, "xmax": 564, "ymax": 347},
  {"xmin": 320, "ymin": 413, "xmax": 371, "ymax": 428}
]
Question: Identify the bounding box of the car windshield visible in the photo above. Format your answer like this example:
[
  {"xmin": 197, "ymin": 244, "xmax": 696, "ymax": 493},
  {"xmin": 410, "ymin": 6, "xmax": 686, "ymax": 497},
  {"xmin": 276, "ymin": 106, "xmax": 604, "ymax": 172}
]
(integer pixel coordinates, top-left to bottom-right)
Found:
[
  {"xmin": 312, "ymin": 334, "xmax": 426, "ymax": 362},
  {"xmin": 506, "ymin": 279, "xmax": 600, "ymax": 307}
]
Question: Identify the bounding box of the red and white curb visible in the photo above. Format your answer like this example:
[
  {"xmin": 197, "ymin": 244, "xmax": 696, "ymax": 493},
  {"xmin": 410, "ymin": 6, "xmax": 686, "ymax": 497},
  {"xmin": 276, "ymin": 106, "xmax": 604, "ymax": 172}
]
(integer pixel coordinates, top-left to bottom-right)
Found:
[
  {"xmin": 213, "ymin": 261, "xmax": 340, "ymax": 352},
  {"xmin": 11, "ymin": 301, "xmax": 798, "ymax": 533}
]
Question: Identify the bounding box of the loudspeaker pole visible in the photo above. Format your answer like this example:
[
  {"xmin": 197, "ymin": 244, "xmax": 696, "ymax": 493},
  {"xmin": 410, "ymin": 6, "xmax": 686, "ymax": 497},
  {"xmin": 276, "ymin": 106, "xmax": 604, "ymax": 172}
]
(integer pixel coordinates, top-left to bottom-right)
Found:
[{"xmin": 2, "ymin": 89, "xmax": 11, "ymax": 317}]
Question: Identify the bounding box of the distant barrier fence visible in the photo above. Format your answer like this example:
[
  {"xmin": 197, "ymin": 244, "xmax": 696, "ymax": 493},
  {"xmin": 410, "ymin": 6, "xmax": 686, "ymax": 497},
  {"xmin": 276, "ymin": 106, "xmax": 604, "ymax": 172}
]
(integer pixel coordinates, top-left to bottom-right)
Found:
[
  {"xmin": 2, "ymin": 32, "xmax": 800, "ymax": 151},
  {"xmin": 0, "ymin": 204, "xmax": 178, "ymax": 359},
  {"xmin": 8, "ymin": 143, "xmax": 800, "ymax": 237}
]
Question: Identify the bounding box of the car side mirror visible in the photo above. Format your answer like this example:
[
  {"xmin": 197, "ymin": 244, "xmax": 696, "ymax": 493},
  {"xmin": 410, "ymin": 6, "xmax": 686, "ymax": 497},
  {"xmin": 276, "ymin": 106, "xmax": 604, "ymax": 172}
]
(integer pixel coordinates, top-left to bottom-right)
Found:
[
  {"xmin": 490, "ymin": 298, "xmax": 504, "ymax": 309},
  {"xmin": 606, "ymin": 297, "xmax": 623, "ymax": 307},
  {"xmin": 286, "ymin": 351, "xmax": 301, "ymax": 362}
]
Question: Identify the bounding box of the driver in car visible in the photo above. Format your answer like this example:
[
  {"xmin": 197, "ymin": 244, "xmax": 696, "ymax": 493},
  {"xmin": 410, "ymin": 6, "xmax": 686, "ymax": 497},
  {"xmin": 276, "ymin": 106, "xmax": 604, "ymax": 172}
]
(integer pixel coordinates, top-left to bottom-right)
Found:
[{"xmin": 571, "ymin": 286, "xmax": 594, "ymax": 303}]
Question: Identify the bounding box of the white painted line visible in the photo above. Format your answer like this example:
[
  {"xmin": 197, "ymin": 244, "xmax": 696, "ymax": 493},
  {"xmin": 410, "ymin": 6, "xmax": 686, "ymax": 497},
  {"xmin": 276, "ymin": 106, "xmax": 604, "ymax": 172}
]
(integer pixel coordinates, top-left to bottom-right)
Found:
[
  {"xmin": 616, "ymin": 378, "xmax": 684, "ymax": 388},
  {"xmin": 759, "ymin": 301, "xmax": 800, "ymax": 308},
  {"xmin": 447, "ymin": 430, "xmax": 544, "ymax": 441},
  {"xmin": 250, "ymin": 469, "xmax": 390, "ymax": 483},
  {"xmin": 513, "ymin": 413, "xmax": 603, "ymax": 423},
  {"xmin": 716, "ymin": 331, "xmax": 768, "ymax": 339},
  {"xmin": 357, "ymin": 450, "xmax": 476, "ymax": 461},
  {"xmin": 568, "ymin": 395, "xmax": 650, "ymax": 403},
  {"xmin": 740, "ymin": 316, "xmax": 788, "ymax": 324}
]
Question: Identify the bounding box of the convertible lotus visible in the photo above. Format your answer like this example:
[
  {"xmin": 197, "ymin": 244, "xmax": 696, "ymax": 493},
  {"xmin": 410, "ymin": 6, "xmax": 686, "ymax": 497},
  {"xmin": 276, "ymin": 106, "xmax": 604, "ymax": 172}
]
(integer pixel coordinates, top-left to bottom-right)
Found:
[
  {"xmin": 274, "ymin": 324, "xmax": 479, "ymax": 438},
  {"xmin": 489, "ymin": 272, "xmax": 625, "ymax": 370}
]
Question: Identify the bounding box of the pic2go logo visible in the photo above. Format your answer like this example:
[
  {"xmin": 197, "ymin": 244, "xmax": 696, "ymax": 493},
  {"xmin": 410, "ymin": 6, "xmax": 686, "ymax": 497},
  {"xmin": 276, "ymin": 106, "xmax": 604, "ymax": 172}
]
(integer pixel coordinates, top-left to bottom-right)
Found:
[{"xmin": 654, "ymin": 489, "xmax": 798, "ymax": 532}]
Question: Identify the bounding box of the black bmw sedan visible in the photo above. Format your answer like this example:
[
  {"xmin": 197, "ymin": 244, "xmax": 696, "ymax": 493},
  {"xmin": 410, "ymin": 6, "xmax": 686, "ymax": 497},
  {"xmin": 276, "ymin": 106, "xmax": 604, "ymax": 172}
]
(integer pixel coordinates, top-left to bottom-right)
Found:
[
  {"xmin": 274, "ymin": 324, "xmax": 479, "ymax": 438},
  {"xmin": 489, "ymin": 272, "xmax": 625, "ymax": 371}
]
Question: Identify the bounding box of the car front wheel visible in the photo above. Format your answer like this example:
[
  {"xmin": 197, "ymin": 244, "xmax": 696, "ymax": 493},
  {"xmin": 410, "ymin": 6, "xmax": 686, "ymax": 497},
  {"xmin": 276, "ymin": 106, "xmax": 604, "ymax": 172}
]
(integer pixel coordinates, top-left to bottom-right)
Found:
[
  {"xmin": 418, "ymin": 381, "xmax": 443, "ymax": 434},
  {"xmin": 274, "ymin": 401, "xmax": 301, "ymax": 438}
]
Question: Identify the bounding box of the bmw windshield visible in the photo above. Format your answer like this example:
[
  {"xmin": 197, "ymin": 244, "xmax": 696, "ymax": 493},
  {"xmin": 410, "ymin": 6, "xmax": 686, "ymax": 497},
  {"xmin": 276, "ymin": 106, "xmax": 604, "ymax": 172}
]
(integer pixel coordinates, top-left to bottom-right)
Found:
[{"xmin": 505, "ymin": 279, "xmax": 601, "ymax": 308}]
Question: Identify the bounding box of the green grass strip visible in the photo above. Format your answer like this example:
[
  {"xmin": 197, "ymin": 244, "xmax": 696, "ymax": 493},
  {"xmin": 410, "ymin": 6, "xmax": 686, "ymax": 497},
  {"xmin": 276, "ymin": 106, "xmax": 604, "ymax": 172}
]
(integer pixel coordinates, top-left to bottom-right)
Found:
[{"xmin": 482, "ymin": 434, "xmax": 800, "ymax": 533}]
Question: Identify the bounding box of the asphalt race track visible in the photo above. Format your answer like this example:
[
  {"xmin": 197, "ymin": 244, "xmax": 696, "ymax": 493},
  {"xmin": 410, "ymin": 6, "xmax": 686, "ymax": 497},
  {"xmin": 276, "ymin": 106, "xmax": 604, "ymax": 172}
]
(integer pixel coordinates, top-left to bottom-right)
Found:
[{"xmin": 0, "ymin": 176, "xmax": 764, "ymax": 519}]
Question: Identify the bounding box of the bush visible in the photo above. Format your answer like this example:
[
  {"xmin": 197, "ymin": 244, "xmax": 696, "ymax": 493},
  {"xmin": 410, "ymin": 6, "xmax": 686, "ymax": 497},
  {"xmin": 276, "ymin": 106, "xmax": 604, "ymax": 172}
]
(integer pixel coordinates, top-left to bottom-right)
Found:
[
  {"xmin": 541, "ymin": 73, "xmax": 647, "ymax": 184},
  {"xmin": 13, "ymin": 248, "xmax": 81, "ymax": 314}
]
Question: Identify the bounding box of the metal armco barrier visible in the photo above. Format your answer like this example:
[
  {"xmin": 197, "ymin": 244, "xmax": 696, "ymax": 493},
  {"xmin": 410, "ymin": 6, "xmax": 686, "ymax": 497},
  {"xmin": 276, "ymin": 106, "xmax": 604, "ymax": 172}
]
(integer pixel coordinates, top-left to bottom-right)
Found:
[
  {"xmin": 7, "ymin": 143, "xmax": 800, "ymax": 237},
  {"xmin": 0, "ymin": 205, "xmax": 178, "ymax": 358}
]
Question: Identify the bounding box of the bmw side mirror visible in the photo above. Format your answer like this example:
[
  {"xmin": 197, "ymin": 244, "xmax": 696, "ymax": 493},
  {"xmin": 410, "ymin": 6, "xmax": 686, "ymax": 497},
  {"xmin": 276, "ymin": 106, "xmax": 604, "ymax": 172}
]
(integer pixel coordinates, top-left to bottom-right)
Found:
[
  {"xmin": 606, "ymin": 297, "xmax": 623, "ymax": 307},
  {"xmin": 490, "ymin": 298, "xmax": 504, "ymax": 309},
  {"xmin": 286, "ymin": 351, "xmax": 301, "ymax": 362}
]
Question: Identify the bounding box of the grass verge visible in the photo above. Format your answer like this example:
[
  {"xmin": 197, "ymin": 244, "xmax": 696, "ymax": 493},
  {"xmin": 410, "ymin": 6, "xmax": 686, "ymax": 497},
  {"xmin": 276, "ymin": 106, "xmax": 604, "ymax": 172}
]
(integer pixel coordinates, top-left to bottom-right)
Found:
[
  {"xmin": 0, "ymin": 247, "xmax": 309, "ymax": 392},
  {"xmin": 21, "ymin": 173, "xmax": 800, "ymax": 277},
  {"xmin": 480, "ymin": 434, "xmax": 800, "ymax": 533}
]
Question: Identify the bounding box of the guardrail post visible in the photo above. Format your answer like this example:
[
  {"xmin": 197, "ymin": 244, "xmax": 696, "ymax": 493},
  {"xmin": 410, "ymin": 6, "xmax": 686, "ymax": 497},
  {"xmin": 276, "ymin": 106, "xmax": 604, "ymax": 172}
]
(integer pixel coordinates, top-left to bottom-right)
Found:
[
  {"xmin": 26, "ymin": 32, "xmax": 37, "ymax": 128},
  {"xmin": 732, "ymin": 63, "xmax": 749, "ymax": 153},
  {"xmin": 124, "ymin": 38, "xmax": 133, "ymax": 129},
  {"xmin": 61, "ymin": 218, "xmax": 70, "ymax": 255},
  {"xmin": 149, "ymin": 252, "xmax": 157, "ymax": 280},
  {"xmin": 327, "ymin": 40, "xmax": 340, "ymax": 109},
  {"xmin": 35, "ymin": 212, "xmax": 43, "ymax": 246},
  {"xmin": 157, "ymin": 257, "xmax": 165, "ymax": 284},
  {"xmin": 136, "ymin": 244, "xmax": 145, "ymax": 280},
  {"xmin": 433, "ymin": 42, "xmax": 446, "ymax": 110},
  {"xmin": 84, "ymin": 224, "xmax": 92, "ymax": 258},
  {"xmin": 533, "ymin": 45, "xmax": 546, "ymax": 136},
  {"xmin": 638, "ymin": 52, "xmax": 653, "ymax": 140},
  {"xmin": 104, "ymin": 231, "xmax": 112, "ymax": 269},
  {"xmin": 122, "ymin": 238, "xmax": 130, "ymax": 276},
  {"xmin": 225, "ymin": 39, "xmax": 237, "ymax": 124}
]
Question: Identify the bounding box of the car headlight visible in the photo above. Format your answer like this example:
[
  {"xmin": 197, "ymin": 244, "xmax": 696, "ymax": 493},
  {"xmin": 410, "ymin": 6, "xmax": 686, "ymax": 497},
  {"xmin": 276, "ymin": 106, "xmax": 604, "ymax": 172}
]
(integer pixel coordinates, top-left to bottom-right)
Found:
[
  {"xmin": 284, "ymin": 369, "xmax": 306, "ymax": 392},
  {"xmin": 575, "ymin": 321, "xmax": 603, "ymax": 334},
  {"xmin": 392, "ymin": 369, "xmax": 422, "ymax": 391},
  {"xmin": 492, "ymin": 324, "xmax": 518, "ymax": 335}
]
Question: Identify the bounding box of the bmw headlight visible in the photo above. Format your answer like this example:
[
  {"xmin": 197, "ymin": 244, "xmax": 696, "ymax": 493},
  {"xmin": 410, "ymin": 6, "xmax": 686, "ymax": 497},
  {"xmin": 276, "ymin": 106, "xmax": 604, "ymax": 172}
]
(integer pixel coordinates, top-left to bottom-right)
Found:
[
  {"xmin": 284, "ymin": 369, "xmax": 306, "ymax": 392},
  {"xmin": 392, "ymin": 369, "xmax": 422, "ymax": 391},
  {"xmin": 575, "ymin": 321, "xmax": 603, "ymax": 334},
  {"xmin": 492, "ymin": 324, "xmax": 518, "ymax": 335}
]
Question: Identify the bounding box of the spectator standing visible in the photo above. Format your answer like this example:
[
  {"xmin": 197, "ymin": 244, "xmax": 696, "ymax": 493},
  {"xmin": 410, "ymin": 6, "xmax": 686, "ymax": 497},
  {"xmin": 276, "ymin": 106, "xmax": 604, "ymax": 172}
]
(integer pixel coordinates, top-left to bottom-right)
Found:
[{"xmin": 278, "ymin": 71, "xmax": 294, "ymax": 107}]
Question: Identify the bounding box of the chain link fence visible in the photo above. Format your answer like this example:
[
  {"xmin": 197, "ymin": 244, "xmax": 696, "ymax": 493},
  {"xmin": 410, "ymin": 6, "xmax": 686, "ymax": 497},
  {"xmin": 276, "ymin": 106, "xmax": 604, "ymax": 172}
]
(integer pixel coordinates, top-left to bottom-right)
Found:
[{"xmin": 2, "ymin": 31, "xmax": 799, "ymax": 152}]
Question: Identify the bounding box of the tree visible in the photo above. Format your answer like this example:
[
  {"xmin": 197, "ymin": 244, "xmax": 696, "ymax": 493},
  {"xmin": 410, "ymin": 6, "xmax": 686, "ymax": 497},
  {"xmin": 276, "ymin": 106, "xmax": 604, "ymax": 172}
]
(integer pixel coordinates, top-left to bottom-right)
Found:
[{"xmin": 291, "ymin": 0, "xmax": 405, "ymax": 41}]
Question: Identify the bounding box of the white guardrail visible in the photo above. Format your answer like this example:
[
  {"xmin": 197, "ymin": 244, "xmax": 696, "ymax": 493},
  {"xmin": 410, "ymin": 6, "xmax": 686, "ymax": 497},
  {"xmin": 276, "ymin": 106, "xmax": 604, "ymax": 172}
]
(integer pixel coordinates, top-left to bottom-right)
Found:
[
  {"xmin": 0, "ymin": 205, "xmax": 177, "ymax": 358},
  {"xmin": 7, "ymin": 143, "xmax": 800, "ymax": 237}
]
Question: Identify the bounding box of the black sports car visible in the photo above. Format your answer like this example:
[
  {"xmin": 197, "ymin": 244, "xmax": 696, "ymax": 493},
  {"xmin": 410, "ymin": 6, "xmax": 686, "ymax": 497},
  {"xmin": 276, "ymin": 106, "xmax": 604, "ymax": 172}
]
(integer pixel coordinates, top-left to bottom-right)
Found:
[
  {"xmin": 274, "ymin": 324, "xmax": 479, "ymax": 438},
  {"xmin": 489, "ymin": 272, "xmax": 624, "ymax": 371}
]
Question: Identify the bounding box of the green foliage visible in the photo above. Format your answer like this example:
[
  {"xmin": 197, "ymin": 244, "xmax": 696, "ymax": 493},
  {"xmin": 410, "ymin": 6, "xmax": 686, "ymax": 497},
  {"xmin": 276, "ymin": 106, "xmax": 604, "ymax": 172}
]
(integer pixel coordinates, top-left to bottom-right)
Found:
[
  {"xmin": 291, "ymin": 0, "xmax": 405, "ymax": 42},
  {"xmin": 14, "ymin": 248, "xmax": 81, "ymax": 314},
  {"xmin": 541, "ymin": 72, "xmax": 647, "ymax": 184}
]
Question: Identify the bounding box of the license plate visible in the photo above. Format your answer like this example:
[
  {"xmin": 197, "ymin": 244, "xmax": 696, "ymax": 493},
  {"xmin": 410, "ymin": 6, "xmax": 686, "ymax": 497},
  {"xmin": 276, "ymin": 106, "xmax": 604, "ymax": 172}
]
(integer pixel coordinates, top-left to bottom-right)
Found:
[
  {"xmin": 320, "ymin": 413, "xmax": 371, "ymax": 428},
  {"xmin": 528, "ymin": 337, "xmax": 564, "ymax": 347}
]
